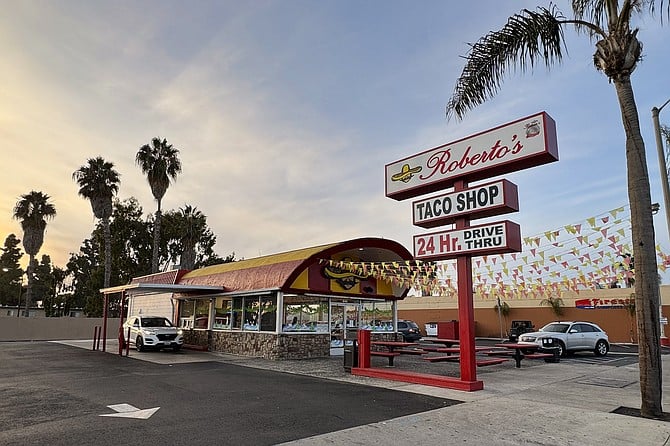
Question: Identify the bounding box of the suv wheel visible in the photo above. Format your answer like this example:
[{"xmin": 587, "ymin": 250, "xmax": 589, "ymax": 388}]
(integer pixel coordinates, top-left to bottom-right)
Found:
[
  {"xmin": 136, "ymin": 336, "xmax": 145, "ymax": 352},
  {"xmin": 556, "ymin": 340, "xmax": 566, "ymax": 357},
  {"xmin": 594, "ymin": 340, "xmax": 609, "ymax": 356}
]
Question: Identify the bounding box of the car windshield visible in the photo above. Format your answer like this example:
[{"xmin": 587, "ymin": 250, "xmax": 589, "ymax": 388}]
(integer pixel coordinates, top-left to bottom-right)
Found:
[
  {"xmin": 407, "ymin": 321, "xmax": 419, "ymax": 329},
  {"xmin": 540, "ymin": 323, "xmax": 570, "ymax": 333},
  {"xmin": 142, "ymin": 317, "xmax": 173, "ymax": 328}
]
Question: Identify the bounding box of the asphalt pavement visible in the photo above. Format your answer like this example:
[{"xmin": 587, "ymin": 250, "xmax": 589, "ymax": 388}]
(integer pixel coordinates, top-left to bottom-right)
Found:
[{"xmin": 2, "ymin": 339, "xmax": 670, "ymax": 445}]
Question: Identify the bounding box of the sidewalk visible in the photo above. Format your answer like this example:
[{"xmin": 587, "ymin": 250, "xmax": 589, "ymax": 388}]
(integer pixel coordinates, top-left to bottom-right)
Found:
[
  {"xmin": 57, "ymin": 339, "xmax": 670, "ymax": 445},
  {"xmin": 277, "ymin": 356, "xmax": 670, "ymax": 445}
]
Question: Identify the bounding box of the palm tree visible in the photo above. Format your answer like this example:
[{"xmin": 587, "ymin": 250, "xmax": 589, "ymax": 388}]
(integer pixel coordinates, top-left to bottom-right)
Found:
[
  {"xmin": 445, "ymin": 1, "xmax": 668, "ymax": 418},
  {"xmin": 136, "ymin": 137, "xmax": 182, "ymax": 273},
  {"xmin": 540, "ymin": 296, "xmax": 565, "ymax": 317},
  {"xmin": 13, "ymin": 191, "xmax": 56, "ymax": 315},
  {"xmin": 176, "ymin": 205, "xmax": 207, "ymax": 270},
  {"xmin": 73, "ymin": 157, "xmax": 120, "ymax": 288}
]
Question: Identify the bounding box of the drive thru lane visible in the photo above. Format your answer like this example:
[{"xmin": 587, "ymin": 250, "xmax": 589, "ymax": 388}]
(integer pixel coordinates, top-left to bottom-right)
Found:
[{"xmin": 0, "ymin": 342, "xmax": 460, "ymax": 446}]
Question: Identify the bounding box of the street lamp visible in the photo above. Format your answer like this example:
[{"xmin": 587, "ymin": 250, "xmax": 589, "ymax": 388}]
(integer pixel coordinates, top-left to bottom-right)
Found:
[
  {"xmin": 652, "ymin": 98, "xmax": 670, "ymax": 345},
  {"xmin": 652, "ymin": 98, "xmax": 670, "ymax": 241}
]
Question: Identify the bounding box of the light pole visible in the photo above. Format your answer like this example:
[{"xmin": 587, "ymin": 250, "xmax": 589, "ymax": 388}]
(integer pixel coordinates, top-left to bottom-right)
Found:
[
  {"xmin": 652, "ymin": 98, "xmax": 670, "ymax": 345},
  {"xmin": 652, "ymin": 98, "xmax": 670, "ymax": 241}
]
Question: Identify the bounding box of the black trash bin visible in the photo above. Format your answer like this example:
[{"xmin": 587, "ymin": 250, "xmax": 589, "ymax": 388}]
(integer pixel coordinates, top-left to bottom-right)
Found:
[
  {"xmin": 540, "ymin": 337, "xmax": 560, "ymax": 363},
  {"xmin": 344, "ymin": 340, "xmax": 358, "ymax": 372}
]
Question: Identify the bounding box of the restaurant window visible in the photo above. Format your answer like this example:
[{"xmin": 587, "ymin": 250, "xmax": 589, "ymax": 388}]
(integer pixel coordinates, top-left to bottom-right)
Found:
[
  {"xmin": 282, "ymin": 295, "xmax": 329, "ymax": 333},
  {"xmin": 231, "ymin": 297, "xmax": 243, "ymax": 330},
  {"xmin": 179, "ymin": 300, "xmax": 195, "ymax": 329},
  {"xmin": 213, "ymin": 298, "xmax": 232, "ymax": 329},
  {"xmin": 194, "ymin": 300, "xmax": 211, "ymax": 329},
  {"xmin": 259, "ymin": 295, "xmax": 277, "ymax": 332},
  {"xmin": 244, "ymin": 297, "xmax": 260, "ymax": 331},
  {"xmin": 361, "ymin": 301, "xmax": 393, "ymax": 331}
]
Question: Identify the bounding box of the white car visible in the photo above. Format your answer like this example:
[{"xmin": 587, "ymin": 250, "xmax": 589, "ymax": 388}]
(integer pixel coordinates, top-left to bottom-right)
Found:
[
  {"xmin": 123, "ymin": 315, "xmax": 184, "ymax": 352},
  {"xmin": 517, "ymin": 321, "xmax": 609, "ymax": 357}
]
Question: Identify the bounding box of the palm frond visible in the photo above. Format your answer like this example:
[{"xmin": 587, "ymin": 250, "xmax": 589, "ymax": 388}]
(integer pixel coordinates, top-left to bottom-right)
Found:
[
  {"xmin": 446, "ymin": 6, "xmax": 565, "ymax": 120},
  {"xmin": 572, "ymin": 0, "xmax": 613, "ymax": 29},
  {"xmin": 646, "ymin": 0, "xmax": 670, "ymax": 22}
]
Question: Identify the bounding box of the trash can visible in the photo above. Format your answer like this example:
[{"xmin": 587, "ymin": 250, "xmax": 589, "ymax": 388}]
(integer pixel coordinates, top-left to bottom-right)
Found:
[
  {"xmin": 540, "ymin": 337, "xmax": 560, "ymax": 363},
  {"xmin": 437, "ymin": 320, "xmax": 459, "ymax": 339},
  {"xmin": 344, "ymin": 340, "xmax": 358, "ymax": 372}
]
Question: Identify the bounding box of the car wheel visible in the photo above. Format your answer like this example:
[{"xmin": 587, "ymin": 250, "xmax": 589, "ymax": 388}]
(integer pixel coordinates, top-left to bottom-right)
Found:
[
  {"xmin": 594, "ymin": 340, "xmax": 609, "ymax": 356},
  {"xmin": 136, "ymin": 336, "xmax": 145, "ymax": 352},
  {"xmin": 172, "ymin": 345, "xmax": 181, "ymax": 352},
  {"xmin": 556, "ymin": 341, "xmax": 566, "ymax": 357}
]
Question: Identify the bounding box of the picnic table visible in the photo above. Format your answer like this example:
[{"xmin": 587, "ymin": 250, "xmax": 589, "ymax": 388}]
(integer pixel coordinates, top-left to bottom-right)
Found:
[
  {"xmin": 370, "ymin": 341, "xmax": 422, "ymax": 366},
  {"xmin": 423, "ymin": 346, "xmax": 507, "ymax": 366},
  {"xmin": 422, "ymin": 338, "xmax": 460, "ymax": 348},
  {"xmin": 492, "ymin": 343, "xmax": 554, "ymax": 368}
]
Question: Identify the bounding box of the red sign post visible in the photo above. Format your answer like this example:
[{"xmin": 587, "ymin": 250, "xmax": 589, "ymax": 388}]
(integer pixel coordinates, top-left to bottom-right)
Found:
[{"xmin": 386, "ymin": 111, "xmax": 559, "ymax": 390}]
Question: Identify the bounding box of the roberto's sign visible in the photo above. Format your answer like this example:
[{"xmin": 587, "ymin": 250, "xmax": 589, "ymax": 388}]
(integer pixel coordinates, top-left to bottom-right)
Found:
[{"xmin": 386, "ymin": 112, "xmax": 558, "ymax": 201}]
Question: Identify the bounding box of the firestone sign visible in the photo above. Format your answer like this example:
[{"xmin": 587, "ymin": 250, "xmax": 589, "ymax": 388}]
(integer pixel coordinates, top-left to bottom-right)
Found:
[{"xmin": 385, "ymin": 112, "xmax": 558, "ymax": 201}]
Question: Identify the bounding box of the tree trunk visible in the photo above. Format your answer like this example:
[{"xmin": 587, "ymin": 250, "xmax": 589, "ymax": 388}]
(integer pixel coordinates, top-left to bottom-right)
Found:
[
  {"xmin": 180, "ymin": 243, "xmax": 196, "ymax": 270},
  {"xmin": 23, "ymin": 255, "xmax": 35, "ymax": 317},
  {"xmin": 103, "ymin": 217, "xmax": 111, "ymax": 288},
  {"xmin": 614, "ymin": 77, "xmax": 663, "ymax": 417},
  {"xmin": 152, "ymin": 206, "xmax": 162, "ymax": 273}
]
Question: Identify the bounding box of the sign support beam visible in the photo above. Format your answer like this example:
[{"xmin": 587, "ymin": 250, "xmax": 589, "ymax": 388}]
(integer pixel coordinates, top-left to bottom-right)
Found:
[{"xmin": 454, "ymin": 180, "xmax": 479, "ymax": 384}]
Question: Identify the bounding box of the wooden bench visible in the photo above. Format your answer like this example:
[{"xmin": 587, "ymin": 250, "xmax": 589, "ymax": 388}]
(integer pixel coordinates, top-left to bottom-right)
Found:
[
  {"xmin": 371, "ymin": 351, "xmax": 401, "ymax": 366},
  {"xmin": 475, "ymin": 358, "xmax": 508, "ymax": 367},
  {"xmin": 423, "ymin": 355, "xmax": 461, "ymax": 363}
]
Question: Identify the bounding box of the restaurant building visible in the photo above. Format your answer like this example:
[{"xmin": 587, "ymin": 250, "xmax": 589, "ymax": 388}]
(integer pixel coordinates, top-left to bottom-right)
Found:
[{"xmin": 109, "ymin": 238, "xmax": 413, "ymax": 359}]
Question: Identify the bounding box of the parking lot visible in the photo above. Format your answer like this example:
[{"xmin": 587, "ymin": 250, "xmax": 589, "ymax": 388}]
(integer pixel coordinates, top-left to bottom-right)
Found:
[{"xmin": 0, "ymin": 342, "xmax": 460, "ymax": 446}]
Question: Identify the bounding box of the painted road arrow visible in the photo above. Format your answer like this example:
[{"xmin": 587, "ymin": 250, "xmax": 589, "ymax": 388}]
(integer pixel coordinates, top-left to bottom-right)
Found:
[{"xmin": 99, "ymin": 403, "xmax": 160, "ymax": 419}]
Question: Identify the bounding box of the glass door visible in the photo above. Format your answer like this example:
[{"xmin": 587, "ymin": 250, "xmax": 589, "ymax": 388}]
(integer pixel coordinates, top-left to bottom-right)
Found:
[{"xmin": 330, "ymin": 302, "xmax": 360, "ymax": 355}]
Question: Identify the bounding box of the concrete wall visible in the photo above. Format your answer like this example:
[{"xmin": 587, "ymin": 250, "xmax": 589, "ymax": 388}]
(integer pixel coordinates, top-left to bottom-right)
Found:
[
  {"xmin": 0, "ymin": 317, "xmax": 122, "ymax": 341},
  {"xmin": 398, "ymin": 285, "xmax": 670, "ymax": 343}
]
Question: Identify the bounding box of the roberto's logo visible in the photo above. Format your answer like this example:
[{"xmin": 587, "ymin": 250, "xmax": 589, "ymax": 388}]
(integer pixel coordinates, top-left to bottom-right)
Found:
[
  {"xmin": 322, "ymin": 258, "xmax": 369, "ymax": 290},
  {"xmin": 525, "ymin": 120, "xmax": 541, "ymax": 138},
  {"xmin": 391, "ymin": 163, "xmax": 422, "ymax": 183}
]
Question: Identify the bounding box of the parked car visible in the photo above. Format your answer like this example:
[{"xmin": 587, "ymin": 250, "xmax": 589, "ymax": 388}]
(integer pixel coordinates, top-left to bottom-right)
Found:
[
  {"xmin": 508, "ymin": 320, "xmax": 535, "ymax": 342},
  {"xmin": 517, "ymin": 321, "xmax": 609, "ymax": 357},
  {"xmin": 122, "ymin": 315, "xmax": 184, "ymax": 352},
  {"xmin": 397, "ymin": 320, "xmax": 422, "ymax": 342}
]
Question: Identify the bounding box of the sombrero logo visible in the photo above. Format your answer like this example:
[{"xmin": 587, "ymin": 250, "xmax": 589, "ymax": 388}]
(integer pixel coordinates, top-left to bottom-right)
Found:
[
  {"xmin": 391, "ymin": 163, "xmax": 422, "ymax": 183},
  {"xmin": 322, "ymin": 258, "xmax": 369, "ymax": 290}
]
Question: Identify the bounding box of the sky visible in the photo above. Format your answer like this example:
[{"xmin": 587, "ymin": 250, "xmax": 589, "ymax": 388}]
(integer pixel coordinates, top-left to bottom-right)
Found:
[{"xmin": 1, "ymin": 1, "xmax": 669, "ymax": 278}]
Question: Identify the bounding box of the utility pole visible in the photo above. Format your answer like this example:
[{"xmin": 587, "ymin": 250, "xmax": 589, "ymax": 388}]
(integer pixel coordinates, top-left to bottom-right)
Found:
[{"xmin": 652, "ymin": 98, "xmax": 670, "ymax": 345}]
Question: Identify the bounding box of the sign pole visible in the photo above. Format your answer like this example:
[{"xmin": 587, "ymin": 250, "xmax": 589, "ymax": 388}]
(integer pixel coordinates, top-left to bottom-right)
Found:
[{"xmin": 454, "ymin": 180, "xmax": 477, "ymax": 382}]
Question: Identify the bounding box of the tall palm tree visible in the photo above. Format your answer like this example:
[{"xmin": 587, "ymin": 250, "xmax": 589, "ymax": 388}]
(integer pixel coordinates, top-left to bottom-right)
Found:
[
  {"xmin": 177, "ymin": 205, "xmax": 207, "ymax": 270},
  {"xmin": 136, "ymin": 137, "xmax": 182, "ymax": 273},
  {"xmin": 73, "ymin": 157, "xmax": 120, "ymax": 288},
  {"xmin": 12, "ymin": 191, "xmax": 56, "ymax": 316},
  {"xmin": 446, "ymin": 0, "xmax": 668, "ymax": 418}
]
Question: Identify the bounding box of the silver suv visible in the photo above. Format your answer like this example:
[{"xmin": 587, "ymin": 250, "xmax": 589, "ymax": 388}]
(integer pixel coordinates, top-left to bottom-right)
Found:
[
  {"xmin": 123, "ymin": 315, "xmax": 184, "ymax": 352},
  {"xmin": 517, "ymin": 321, "xmax": 609, "ymax": 357}
]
